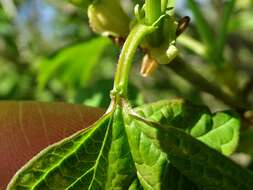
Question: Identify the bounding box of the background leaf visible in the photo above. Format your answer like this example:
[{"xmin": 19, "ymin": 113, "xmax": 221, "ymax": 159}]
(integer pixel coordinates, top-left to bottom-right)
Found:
[
  {"xmin": 38, "ymin": 37, "xmax": 111, "ymax": 90},
  {"xmin": 74, "ymin": 79, "xmax": 144, "ymax": 108}
]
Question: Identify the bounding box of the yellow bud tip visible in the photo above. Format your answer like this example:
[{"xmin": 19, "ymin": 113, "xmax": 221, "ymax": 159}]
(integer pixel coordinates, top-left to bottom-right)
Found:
[{"xmin": 140, "ymin": 54, "xmax": 158, "ymax": 77}]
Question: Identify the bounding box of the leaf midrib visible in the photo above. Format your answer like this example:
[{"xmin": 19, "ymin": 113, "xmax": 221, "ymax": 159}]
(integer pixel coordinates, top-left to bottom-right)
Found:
[{"xmin": 87, "ymin": 114, "xmax": 113, "ymax": 190}]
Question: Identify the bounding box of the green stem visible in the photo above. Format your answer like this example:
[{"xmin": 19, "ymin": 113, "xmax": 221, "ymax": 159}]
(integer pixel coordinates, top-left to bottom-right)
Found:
[
  {"xmin": 145, "ymin": 0, "xmax": 161, "ymax": 24},
  {"xmin": 112, "ymin": 24, "xmax": 156, "ymax": 99},
  {"xmin": 161, "ymin": 0, "xmax": 168, "ymax": 13},
  {"xmin": 167, "ymin": 0, "xmax": 175, "ymax": 8},
  {"xmin": 145, "ymin": 0, "xmax": 162, "ymax": 46},
  {"xmin": 165, "ymin": 0, "xmax": 175, "ymax": 15}
]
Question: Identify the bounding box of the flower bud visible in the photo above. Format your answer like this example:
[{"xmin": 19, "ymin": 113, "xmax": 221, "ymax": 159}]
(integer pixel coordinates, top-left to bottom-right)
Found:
[
  {"xmin": 140, "ymin": 54, "xmax": 158, "ymax": 77},
  {"xmin": 88, "ymin": 0, "xmax": 130, "ymax": 37}
]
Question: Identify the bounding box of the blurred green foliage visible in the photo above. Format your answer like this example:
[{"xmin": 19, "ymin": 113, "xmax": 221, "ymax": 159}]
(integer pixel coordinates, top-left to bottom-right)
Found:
[
  {"xmin": 0, "ymin": 0, "xmax": 252, "ymax": 109},
  {"xmin": 38, "ymin": 37, "xmax": 110, "ymax": 91},
  {"xmin": 0, "ymin": 0, "xmax": 253, "ymax": 173}
]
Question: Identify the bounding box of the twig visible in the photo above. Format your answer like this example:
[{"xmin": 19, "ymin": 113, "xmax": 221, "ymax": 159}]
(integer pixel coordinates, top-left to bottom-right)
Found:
[{"xmin": 166, "ymin": 56, "xmax": 249, "ymax": 112}]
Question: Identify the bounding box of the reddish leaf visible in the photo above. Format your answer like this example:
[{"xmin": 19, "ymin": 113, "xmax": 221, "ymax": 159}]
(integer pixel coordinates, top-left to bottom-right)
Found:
[{"xmin": 0, "ymin": 101, "xmax": 104, "ymax": 189}]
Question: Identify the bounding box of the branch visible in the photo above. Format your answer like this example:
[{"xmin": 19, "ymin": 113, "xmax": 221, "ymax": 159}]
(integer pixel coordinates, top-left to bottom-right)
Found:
[{"xmin": 166, "ymin": 57, "xmax": 249, "ymax": 112}]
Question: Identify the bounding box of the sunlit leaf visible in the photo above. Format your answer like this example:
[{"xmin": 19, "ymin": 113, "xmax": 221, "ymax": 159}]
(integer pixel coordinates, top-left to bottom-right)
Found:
[
  {"xmin": 133, "ymin": 100, "xmax": 240, "ymax": 155},
  {"xmin": 0, "ymin": 101, "xmax": 103, "ymax": 189}
]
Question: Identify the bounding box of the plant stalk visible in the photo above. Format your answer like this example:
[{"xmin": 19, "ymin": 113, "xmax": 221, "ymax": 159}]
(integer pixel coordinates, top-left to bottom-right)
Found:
[
  {"xmin": 161, "ymin": 0, "xmax": 168, "ymax": 13},
  {"xmin": 112, "ymin": 24, "xmax": 155, "ymax": 99},
  {"xmin": 145, "ymin": 0, "xmax": 161, "ymax": 25},
  {"xmin": 145, "ymin": 0, "xmax": 163, "ymax": 46}
]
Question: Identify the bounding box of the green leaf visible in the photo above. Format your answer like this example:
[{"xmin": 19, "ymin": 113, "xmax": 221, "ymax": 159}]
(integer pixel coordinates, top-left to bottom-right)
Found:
[
  {"xmin": 8, "ymin": 113, "xmax": 113, "ymax": 189},
  {"xmin": 125, "ymin": 100, "xmax": 252, "ymax": 190},
  {"xmin": 134, "ymin": 118, "xmax": 253, "ymax": 189},
  {"xmin": 8, "ymin": 99, "xmax": 246, "ymax": 190},
  {"xmin": 166, "ymin": 165, "xmax": 201, "ymax": 190},
  {"xmin": 132, "ymin": 99, "xmax": 240, "ymax": 156},
  {"xmin": 123, "ymin": 100, "xmax": 209, "ymax": 189},
  {"xmin": 0, "ymin": 101, "xmax": 104, "ymax": 189},
  {"xmin": 197, "ymin": 111, "xmax": 240, "ymax": 156},
  {"xmin": 37, "ymin": 37, "xmax": 110, "ymax": 89}
]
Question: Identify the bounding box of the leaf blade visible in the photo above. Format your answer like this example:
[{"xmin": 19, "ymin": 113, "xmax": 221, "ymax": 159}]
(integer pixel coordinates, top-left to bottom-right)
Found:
[
  {"xmin": 133, "ymin": 99, "xmax": 240, "ymax": 155},
  {"xmin": 129, "ymin": 114, "xmax": 253, "ymax": 190},
  {"xmin": 0, "ymin": 101, "xmax": 104, "ymax": 190},
  {"xmin": 7, "ymin": 113, "xmax": 112, "ymax": 189}
]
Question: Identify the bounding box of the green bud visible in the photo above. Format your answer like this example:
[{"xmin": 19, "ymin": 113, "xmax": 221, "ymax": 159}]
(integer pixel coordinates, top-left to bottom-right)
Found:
[
  {"xmin": 88, "ymin": 0, "xmax": 130, "ymax": 37},
  {"xmin": 147, "ymin": 42, "xmax": 178, "ymax": 65},
  {"xmin": 166, "ymin": 44, "xmax": 178, "ymax": 63}
]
